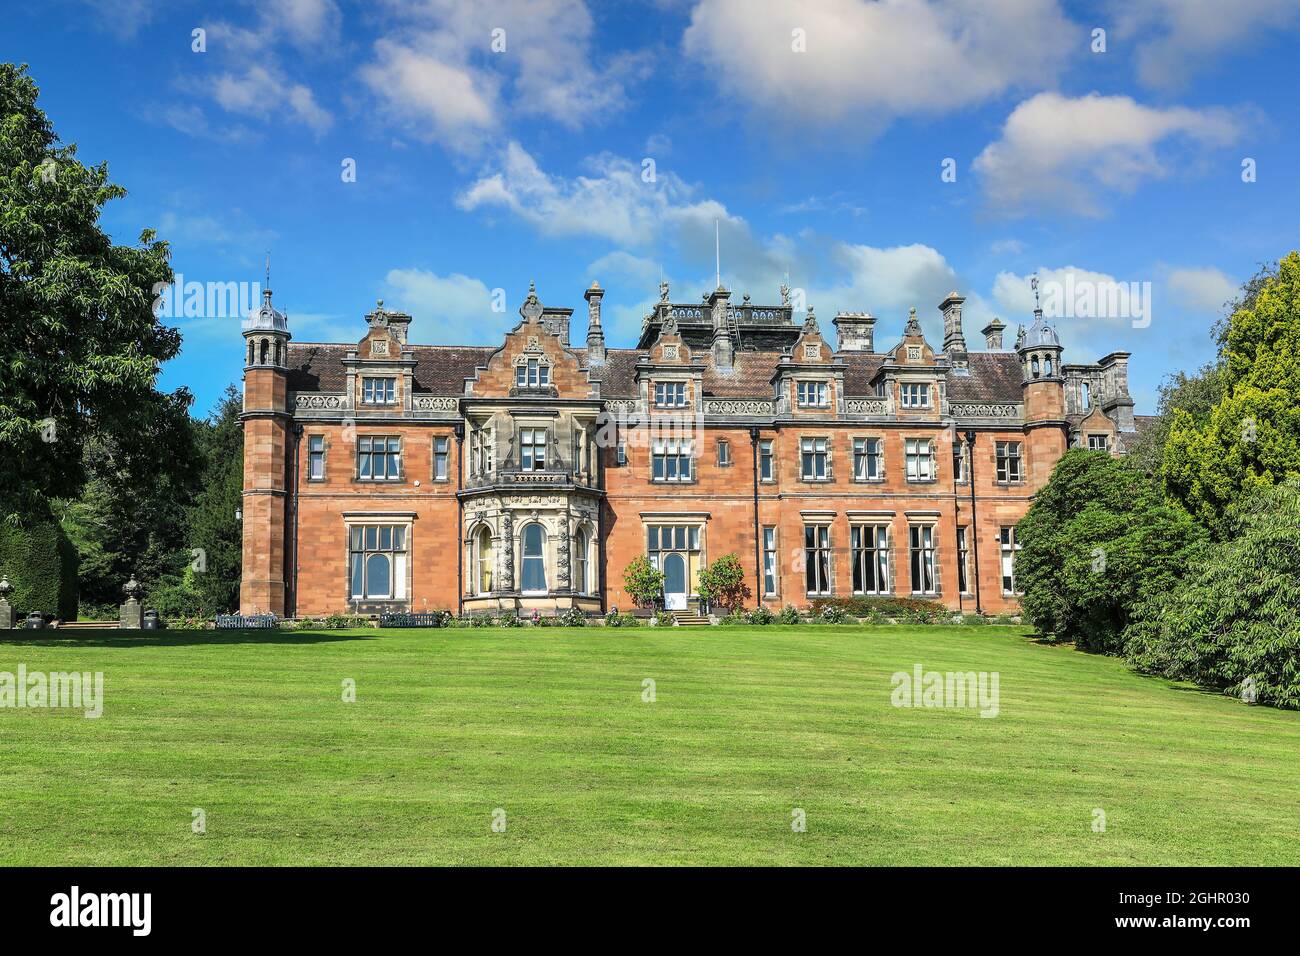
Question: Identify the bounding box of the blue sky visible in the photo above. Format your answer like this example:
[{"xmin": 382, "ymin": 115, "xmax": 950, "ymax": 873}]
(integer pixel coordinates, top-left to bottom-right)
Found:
[{"xmin": 7, "ymin": 0, "xmax": 1299, "ymax": 416}]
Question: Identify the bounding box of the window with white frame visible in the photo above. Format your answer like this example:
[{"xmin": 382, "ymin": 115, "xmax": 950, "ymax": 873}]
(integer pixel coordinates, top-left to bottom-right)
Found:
[
  {"xmin": 651, "ymin": 439, "xmax": 693, "ymax": 482},
  {"xmin": 905, "ymin": 438, "xmax": 934, "ymax": 481},
  {"xmin": 851, "ymin": 524, "xmax": 889, "ymax": 594},
  {"xmin": 853, "ymin": 437, "xmax": 883, "ymax": 480},
  {"xmin": 574, "ymin": 527, "xmax": 590, "ymax": 594},
  {"xmin": 957, "ymin": 527, "xmax": 970, "ymax": 593},
  {"xmin": 1000, "ymin": 527, "xmax": 1022, "ymax": 594},
  {"xmin": 900, "ymin": 382, "xmax": 931, "ymax": 408},
  {"xmin": 474, "ymin": 526, "xmax": 493, "ymax": 595},
  {"xmin": 361, "ymin": 377, "xmax": 396, "ymax": 404},
  {"xmin": 909, "ymin": 524, "xmax": 937, "ymax": 594},
  {"xmin": 800, "ymin": 437, "xmax": 830, "ymax": 480},
  {"xmin": 654, "ymin": 381, "xmax": 688, "ymax": 407},
  {"xmin": 307, "ymin": 435, "xmax": 325, "ymax": 480},
  {"xmin": 519, "ymin": 428, "xmax": 547, "ymax": 471},
  {"xmin": 953, "ymin": 443, "xmax": 967, "ymax": 482},
  {"xmin": 515, "ymin": 359, "xmax": 550, "ymax": 388},
  {"xmin": 1087, "ymin": 434, "xmax": 1109, "ymax": 452},
  {"xmin": 717, "ymin": 439, "xmax": 731, "ymax": 466},
  {"xmin": 804, "ymin": 524, "xmax": 832, "ymax": 594},
  {"xmin": 358, "ymin": 436, "xmax": 402, "ymax": 480},
  {"xmin": 349, "ymin": 524, "xmax": 407, "ymax": 600},
  {"xmin": 521, "ymin": 523, "xmax": 548, "ymax": 592},
  {"xmin": 432, "ymin": 436, "xmax": 450, "ymax": 480},
  {"xmin": 796, "ymin": 380, "xmax": 829, "ymax": 407},
  {"xmin": 759, "ymin": 440, "xmax": 774, "ymax": 481},
  {"xmin": 996, "ymin": 441, "xmax": 1023, "ymax": 482},
  {"xmin": 762, "ymin": 526, "xmax": 778, "ymax": 596}
]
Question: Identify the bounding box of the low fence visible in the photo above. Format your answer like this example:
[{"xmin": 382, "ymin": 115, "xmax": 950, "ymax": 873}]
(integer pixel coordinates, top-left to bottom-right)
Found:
[{"xmin": 214, "ymin": 613, "xmax": 279, "ymax": 630}]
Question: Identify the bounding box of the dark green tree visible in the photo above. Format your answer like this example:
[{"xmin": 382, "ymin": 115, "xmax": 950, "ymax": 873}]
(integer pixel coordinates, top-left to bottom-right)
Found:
[
  {"xmin": 1125, "ymin": 480, "xmax": 1300, "ymax": 709},
  {"xmin": 1016, "ymin": 449, "xmax": 1204, "ymax": 653},
  {"xmin": 0, "ymin": 62, "xmax": 187, "ymax": 526},
  {"xmin": 1163, "ymin": 253, "xmax": 1300, "ymax": 536},
  {"xmin": 187, "ymin": 385, "xmax": 243, "ymax": 613}
]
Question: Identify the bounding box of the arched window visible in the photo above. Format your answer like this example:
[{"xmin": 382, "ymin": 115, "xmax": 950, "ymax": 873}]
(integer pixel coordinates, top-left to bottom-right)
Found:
[
  {"xmin": 1043, "ymin": 355, "xmax": 1053, "ymax": 376},
  {"xmin": 276, "ymin": 341, "xmax": 284, "ymax": 366},
  {"xmin": 521, "ymin": 523, "xmax": 547, "ymax": 593},
  {"xmin": 1031, "ymin": 355, "xmax": 1040, "ymax": 378},
  {"xmin": 247, "ymin": 340, "xmax": 255, "ymax": 365},
  {"xmin": 260, "ymin": 339, "xmax": 269, "ymax": 364},
  {"xmin": 476, "ymin": 527, "xmax": 493, "ymax": 595},
  {"xmin": 574, "ymin": 527, "xmax": 589, "ymax": 594}
]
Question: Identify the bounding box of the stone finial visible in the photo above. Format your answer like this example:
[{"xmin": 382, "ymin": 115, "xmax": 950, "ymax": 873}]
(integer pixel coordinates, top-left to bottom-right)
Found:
[
  {"xmin": 659, "ymin": 279, "xmax": 669, "ymax": 302},
  {"xmin": 803, "ymin": 304, "xmax": 819, "ymax": 333},
  {"xmin": 905, "ymin": 307, "xmax": 922, "ymax": 335},
  {"xmin": 123, "ymin": 575, "xmax": 142, "ymax": 602},
  {"xmin": 780, "ymin": 282, "xmax": 791, "ymax": 306}
]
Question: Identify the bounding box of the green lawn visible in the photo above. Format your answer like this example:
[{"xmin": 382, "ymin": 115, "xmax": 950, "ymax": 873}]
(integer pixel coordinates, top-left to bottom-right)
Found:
[{"xmin": 1, "ymin": 625, "xmax": 1296, "ymax": 865}]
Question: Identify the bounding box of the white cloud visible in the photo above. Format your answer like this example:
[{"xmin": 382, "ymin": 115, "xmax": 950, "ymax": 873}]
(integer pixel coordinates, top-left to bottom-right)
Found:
[
  {"xmin": 456, "ymin": 142, "xmax": 727, "ymax": 246},
  {"xmin": 973, "ymin": 92, "xmax": 1243, "ymax": 217},
  {"xmin": 381, "ymin": 268, "xmax": 507, "ymax": 344},
  {"xmin": 1167, "ymin": 267, "xmax": 1236, "ymax": 313},
  {"xmin": 682, "ymin": 0, "xmax": 1074, "ymax": 130},
  {"xmin": 360, "ymin": 1, "xmax": 646, "ymax": 151},
  {"xmin": 1110, "ymin": 0, "xmax": 1300, "ymax": 90},
  {"xmin": 209, "ymin": 65, "xmax": 333, "ymax": 135}
]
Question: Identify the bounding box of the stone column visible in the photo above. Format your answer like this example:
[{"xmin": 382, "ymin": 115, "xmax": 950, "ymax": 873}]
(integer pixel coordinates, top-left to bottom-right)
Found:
[
  {"xmin": 0, "ymin": 577, "xmax": 13, "ymax": 630},
  {"xmin": 119, "ymin": 576, "xmax": 144, "ymax": 629}
]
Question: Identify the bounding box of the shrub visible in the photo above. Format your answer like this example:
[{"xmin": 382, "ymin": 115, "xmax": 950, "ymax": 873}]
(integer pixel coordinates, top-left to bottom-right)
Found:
[
  {"xmin": 819, "ymin": 605, "xmax": 847, "ymax": 624},
  {"xmin": 653, "ymin": 610, "xmax": 675, "ymax": 628},
  {"xmin": 499, "ymin": 613, "xmax": 523, "ymax": 627},
  {"xmin": 1124, "ymin": 480, "xmax": 1300, "ymax": 709},
  {"xmin": 778, "ymin": 605, "xmax": 801, "ymax": 624},
  {"xmin": 747, "ymin": 605, "xmax": 776, "ymax": 625},
  {"xmin": 808, "ymin": 596, "xmax": 945, "ymax": 619},
  {"xmin": 696, "ymin": 553, "xmax": 750, "ymax": 613},
  {"xmin": 470, "ymin": 614, "xmax": 494, "ymax": 628},
  {"xmin": 604, "ymin": 610, "xmax": 640, "ymax": 628},
  {"xmin": 1016, "ymin": 449, "xmax": 1204, "ymax": 653},
  {"xmin": 621, "ymin": 555, "xmax": 664, "ymax": 609},
  {"xmin": 556, "ymin": 607, "xmax": 586, "ymax": 627}
]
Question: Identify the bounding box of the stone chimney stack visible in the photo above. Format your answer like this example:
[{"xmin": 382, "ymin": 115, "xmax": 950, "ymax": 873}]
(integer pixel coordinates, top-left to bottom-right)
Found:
[
  {"xmin": 584, "ymin": 281, "xmax": 606, "ymax": 364},
  {"xmin": 981, "ymin": 318, "xmax": 1006, "ymax": 350},
  {"xmin": 940, "ymin": 291, "xmax": 968, "ymax": 360},
  {"xmin": 708, "ymin": 286, "xmax": 734, "ymax": 371},
  {"xmin": 832, "ymin": 311, "xmax": 876, "ymax": 352},
  {"xmin": 1097, "ymin": 351, "xmax": 1135, "ymax": 431}
]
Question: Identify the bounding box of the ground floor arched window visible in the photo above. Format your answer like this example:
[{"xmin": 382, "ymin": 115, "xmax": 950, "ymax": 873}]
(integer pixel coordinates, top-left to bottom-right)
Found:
[
  {"xmin": 574, "ymin": 527, "xmax": 589, "ymax": 594},
  {"xmin": 521, "ymin": 523, "xmax": 547, "ymax": 593},
  {"xmin": 476, "ymin": 526, "xmax": 493, "ymax": 595}
]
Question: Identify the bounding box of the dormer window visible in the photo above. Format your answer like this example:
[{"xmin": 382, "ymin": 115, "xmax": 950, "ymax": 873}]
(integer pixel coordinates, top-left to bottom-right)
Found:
[
  {"xmin": 362, "ymin": 377, "xmax": 396, "ymax": 404},
  {"xmin": 900, "ymin": 383, "xmax": 931, "ymax": 408},
  {"xmin": 516, "ymin": 359, "xmax": 550, "ymax": 388},
  {"xmin": 654, "ymin": 381, "xmax": 688, "ymax": 407},
  {"xmin": 796, "ymin": 381, "xmax": 829, "ymax": 408}
]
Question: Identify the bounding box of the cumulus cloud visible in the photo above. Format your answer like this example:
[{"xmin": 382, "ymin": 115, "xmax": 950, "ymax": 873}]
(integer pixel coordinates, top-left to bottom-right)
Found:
[
  {"xmin": 682, "ymin": 0, "xmax": 1074, "ymax": 131},
  {"xmin": 381, "ymin": 268, "xmax": 507, "ymax": 344},
  {"xmin": 973, "ymin": 92, "xmax": 1243, "ymax": 217},
  {"xmin": 1167, "ymin": 267, "xmax": 1236, "ymax": 314},
  {"xmin": 1110, "ymin": 0, "xmax": 1300, "ymax": 91},
  {"xmin": 209, "ymin": 65, "xmax": 333, "ymax": 135},
  {"xmin": 360, "ymin": 1, "xmax": 647, "ymax": 151}
]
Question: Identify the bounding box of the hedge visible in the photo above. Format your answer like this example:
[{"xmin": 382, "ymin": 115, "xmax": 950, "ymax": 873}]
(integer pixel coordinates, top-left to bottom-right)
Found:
[{"xmin": 0, "ymin": 520, "xmax": 79, "ymax": 620}]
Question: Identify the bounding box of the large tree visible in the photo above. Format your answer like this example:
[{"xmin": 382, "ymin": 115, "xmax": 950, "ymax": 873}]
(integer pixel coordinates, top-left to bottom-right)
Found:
[
  {"xmin": 1162, "ymin": 253, "xmax": 1300, "ymax": 536},
  {"xmin": 1015, "ymin": 449, "xmax": 1204, "ymax": 654},
  {"xmin": 0, "ymin": 62, "xmax": 186, "ymax": 526}
]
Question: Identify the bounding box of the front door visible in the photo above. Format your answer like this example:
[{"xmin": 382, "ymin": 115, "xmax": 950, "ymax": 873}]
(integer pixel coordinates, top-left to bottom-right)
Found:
[{"xmin": 663, "ymin": 553, "xmax": 687, "ymax": 610}]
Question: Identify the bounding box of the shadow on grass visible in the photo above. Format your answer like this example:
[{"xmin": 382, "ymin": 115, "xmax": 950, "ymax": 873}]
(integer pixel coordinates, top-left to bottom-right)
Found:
[{"xmin": 0, "ymin": 629, "xmax": 375, "ymax": 648}]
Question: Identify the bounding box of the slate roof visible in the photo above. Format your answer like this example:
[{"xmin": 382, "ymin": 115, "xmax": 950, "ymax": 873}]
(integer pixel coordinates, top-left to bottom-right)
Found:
[{"xmin": 286, "ymin": 339, "xmax": 1027, "ymax": 403}]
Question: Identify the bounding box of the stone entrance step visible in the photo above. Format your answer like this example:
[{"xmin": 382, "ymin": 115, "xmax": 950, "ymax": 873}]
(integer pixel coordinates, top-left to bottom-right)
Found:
[
  {"xmin": 56, "ymin": 621, "xmax": 119, "ymax": 630},
  {"xmin": 670, "ymin": 611, "xmax": 712, "ymax": 627}
]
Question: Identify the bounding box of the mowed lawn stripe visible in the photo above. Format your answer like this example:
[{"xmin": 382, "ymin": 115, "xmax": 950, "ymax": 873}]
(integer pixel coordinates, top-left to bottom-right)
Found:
[{"xmin": 0, "ymin": 626, "xmax": 1296, "ymax": 865}]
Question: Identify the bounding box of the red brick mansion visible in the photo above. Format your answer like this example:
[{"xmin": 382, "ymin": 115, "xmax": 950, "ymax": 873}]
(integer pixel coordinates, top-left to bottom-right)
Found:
[{"xmin": 240, "ymin": 279, "xmax": 1146, "ymax": 618}]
